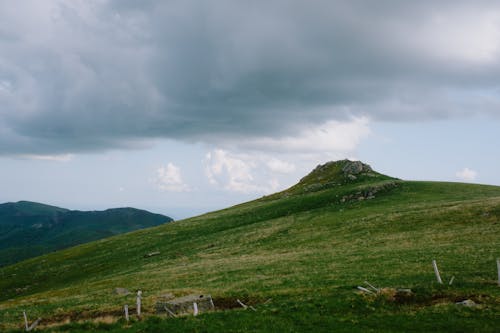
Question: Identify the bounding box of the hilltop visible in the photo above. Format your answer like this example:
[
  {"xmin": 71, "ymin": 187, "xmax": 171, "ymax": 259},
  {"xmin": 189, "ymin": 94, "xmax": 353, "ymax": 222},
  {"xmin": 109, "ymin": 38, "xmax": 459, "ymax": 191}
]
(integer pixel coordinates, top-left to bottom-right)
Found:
[
  {"xmin": 0, "ymin": 160, "xmax": 499, "ymax": 332},
  {"xmin": 268, "ymin": 159, "xmax": 395, "ymax": 199},
  {"xmin": 0, "ymin": 201, "xmax": 172, "ymax": 267}
]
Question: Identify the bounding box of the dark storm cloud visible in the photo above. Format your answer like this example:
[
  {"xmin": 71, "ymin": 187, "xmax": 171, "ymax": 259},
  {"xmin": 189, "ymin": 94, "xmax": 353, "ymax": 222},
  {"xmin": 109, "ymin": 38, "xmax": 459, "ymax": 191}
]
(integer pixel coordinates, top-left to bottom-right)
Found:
[{"xmin": 1, "ymin": 0, "xmax": 500, "ymax": 154}]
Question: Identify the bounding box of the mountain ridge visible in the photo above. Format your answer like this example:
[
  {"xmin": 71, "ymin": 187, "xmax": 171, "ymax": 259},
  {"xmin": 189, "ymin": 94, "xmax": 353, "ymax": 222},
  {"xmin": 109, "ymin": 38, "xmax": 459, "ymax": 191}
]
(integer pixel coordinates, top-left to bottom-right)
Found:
[{"xmin": 0, "ymin": 201, "xmax": 173, "ymax": 267}]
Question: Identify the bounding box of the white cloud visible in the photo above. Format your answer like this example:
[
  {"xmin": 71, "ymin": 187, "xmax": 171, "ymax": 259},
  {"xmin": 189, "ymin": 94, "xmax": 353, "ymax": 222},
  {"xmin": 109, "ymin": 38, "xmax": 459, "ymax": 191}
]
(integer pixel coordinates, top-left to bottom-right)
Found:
[
  {"xmin": 19, "ymin": 154, "xmax": 74, "ymax": 162},
  {"xmin": 266, "ymin": 158, "xmax": 296, "ymax": 174},
  {"xmin": 204, "ymin": 149, "xmax": 260, "ymax": 193},
  {"xmin": 455, "ymin": 167, "xmax": 477, "ymax": 182},
  {"xmin": 241, "ymin": 117, "xmax": 371, "ymax": 154},
  {"xmin": 204, "ymin": 149, "xmax": 282, "ymax": 193},
  {"xmin": 156, "ymin": 162, "xmax": 190, "ymax": 192}
]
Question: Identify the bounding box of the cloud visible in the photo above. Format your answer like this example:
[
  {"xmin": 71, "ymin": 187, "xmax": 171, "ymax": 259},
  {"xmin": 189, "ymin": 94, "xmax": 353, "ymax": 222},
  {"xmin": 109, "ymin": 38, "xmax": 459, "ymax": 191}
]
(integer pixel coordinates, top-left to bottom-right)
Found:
[
  {"xmin": 1, "ymin": 1, "xmax": 500, "ymax": 154},
  {"xmin": 155, "ymin": 162, "xmax": 190, "ymax": 192},
  {"xmin": 266, "ymin": 158, "xmax": 296, "ymax": 174},
  {"xmin": 19, "ymin": 154, "xmax": 74, "ymax": 162},
  {"xmin": 242, "ymin": 117, "xmax": 371, "ymax": 154},
  {"xmin": 455, "ymin": 167, "xmax": 478, "ymax": 182},
  {"xmin": 204, "ymin": 149, "xmax": 258, "ymax": 192},
  {"xmin": 204, "ymin": 149, "xmax": 281, "ymax": 193}
]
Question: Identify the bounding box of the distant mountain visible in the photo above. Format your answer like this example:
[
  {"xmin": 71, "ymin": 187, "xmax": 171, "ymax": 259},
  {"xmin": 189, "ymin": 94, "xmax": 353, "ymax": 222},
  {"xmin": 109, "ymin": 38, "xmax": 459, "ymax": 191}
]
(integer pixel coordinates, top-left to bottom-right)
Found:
[{"xmin": 0, "ymin": 201, "xmax": 172, "ymax": 267}]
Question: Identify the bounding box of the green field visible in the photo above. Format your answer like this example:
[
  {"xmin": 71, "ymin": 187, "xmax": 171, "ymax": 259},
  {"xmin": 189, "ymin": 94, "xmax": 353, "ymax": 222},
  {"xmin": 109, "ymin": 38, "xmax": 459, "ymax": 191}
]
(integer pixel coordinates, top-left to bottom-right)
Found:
[{"xmin": 1, "ymin": 161, "xmax": 499, "ymax": 332}]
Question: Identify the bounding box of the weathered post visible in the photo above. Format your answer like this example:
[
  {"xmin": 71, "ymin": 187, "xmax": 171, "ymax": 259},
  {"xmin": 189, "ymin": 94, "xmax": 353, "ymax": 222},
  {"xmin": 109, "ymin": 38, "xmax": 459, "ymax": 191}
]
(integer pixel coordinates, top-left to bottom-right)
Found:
[
  {"xmin": 432, "ymin": 260, "xmax": 443, "ymax": 284},
  {"xmin": 164, "ymin": 306, "xmax": 177, "ymax": 317},
  {"xmin": 23, "ymin": 311, "xmax": 28, "ymax": 331},
  {"xmin": 124, "ymin": 305, "xmax": 129, "ymax": 322},
  {"xmin": 448, "ymin": 276, "xmax": 455, "ymax": 285},
  {"xmin": 27, "ymin": 318, "xmax": 41, "ymax": 332},
  {"xmin": 497, "ymin": 258, "xmax": 500, "ymax": 286},
  {"xmin": 364, "ymin": 281, "xmax": 380, "ymax": 292},
  {"xmin": 136, "ymin": 290, "xmax": 142, "ymax": 317},
  {"xmin": 357, "ymin": 286, "xmax": 374, "ymax": 294},
  {"xmin": 236, "ymin": 299, "xmax": 248, "ymax": 309},
  {"xmin": 193, "ymin": 302, "xmax": 198, "ymax": 316}
]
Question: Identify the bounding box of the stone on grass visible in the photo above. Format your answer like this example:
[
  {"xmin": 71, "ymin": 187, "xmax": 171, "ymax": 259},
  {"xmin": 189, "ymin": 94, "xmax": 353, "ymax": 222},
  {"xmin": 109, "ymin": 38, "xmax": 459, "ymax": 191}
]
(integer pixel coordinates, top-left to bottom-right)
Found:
[
  {"xmin": 144, "ymin": 251, "xmax": 160, "ymax": 258},
  {"xmin": 456, "ymin": 299, "xmax": 477, "ymax": 307},
  {"xmin": 114, "ymin": 288, "xmax": 130, "ymax": 296},
  {"xmin": 156, "ymin": 294, "xmax": 215, "ymax": 315}
]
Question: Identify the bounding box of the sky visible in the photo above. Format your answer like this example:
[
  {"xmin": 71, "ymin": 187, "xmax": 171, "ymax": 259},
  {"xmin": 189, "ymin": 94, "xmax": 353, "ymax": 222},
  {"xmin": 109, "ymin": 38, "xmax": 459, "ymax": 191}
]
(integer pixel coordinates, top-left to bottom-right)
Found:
[{"xmin": 1, "ymin": 1, "xmax": 500, "ymax": 219}]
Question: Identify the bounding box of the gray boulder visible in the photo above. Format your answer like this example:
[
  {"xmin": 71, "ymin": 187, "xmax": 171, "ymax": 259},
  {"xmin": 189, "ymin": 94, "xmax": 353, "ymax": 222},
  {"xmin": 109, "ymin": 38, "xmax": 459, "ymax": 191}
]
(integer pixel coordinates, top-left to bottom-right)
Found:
[
  {"xmin": 113, "ymin": 287, "xmax": 130, "ymax": 296},
  {"xmin": 156, "ymin": 294, "xmax": 215, "ymax": 315},
  {"xmin": 342, "ymin": 160, "xmax": 372, "ymax": 175}
]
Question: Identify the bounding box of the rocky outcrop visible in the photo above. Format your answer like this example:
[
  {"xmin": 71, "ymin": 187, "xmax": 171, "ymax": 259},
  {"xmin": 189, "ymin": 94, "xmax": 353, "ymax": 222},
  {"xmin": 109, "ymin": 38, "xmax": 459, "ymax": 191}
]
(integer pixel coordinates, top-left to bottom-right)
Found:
[
  {"xmin": 341, "ymin": 160, "xmax": 372, "ymax": 176},
  {"xmin": 340, "ymin": 181, "xmax": 399, "ymax": 203},
  {"xmin": 271, "ymin": 159, "xmax": 395, "ymax": 199}
]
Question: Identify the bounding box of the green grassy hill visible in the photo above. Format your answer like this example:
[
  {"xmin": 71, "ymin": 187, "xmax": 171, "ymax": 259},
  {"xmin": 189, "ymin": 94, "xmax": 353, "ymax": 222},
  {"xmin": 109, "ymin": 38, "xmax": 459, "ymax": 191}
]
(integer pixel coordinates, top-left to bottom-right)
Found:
[
  {"xmin": 0, "ymin": 201, "xmax": 173, "ymax": 267},
  {"xmin": 0, "ymin": 160, "xmax": 499, "ymax": 332}
]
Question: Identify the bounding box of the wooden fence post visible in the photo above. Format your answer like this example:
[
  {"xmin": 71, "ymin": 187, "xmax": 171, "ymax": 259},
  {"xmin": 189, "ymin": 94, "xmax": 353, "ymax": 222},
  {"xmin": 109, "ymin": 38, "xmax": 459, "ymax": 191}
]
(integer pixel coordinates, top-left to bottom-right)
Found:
[
  {"xmin": 136, "ymin": 290, "xmax": 142, "ymax": 317},
  {"xmin": 432, "ymin": 260, "xmax": 443, "ymax": 284},
  {"xmin": 236, "ymin": 299, "xmax": 248, "ymax": 309},
  {"xmin": 448, "ymin": 276, "xmax": 455, "ymax": 285},
  {"xmin": 124, "ymin": 305, "xmax": 129, "ymax": 322},
  {"xmin": 23, "ymin": 311, "xmax": 28, "ymax": 331},
  {"xmin": 27, "ymin": 318, "xmax": 41, "ymax": 332},
  {"xmin": 497, "ymin": 258, "xmax": 500, "ymax": 286},
  {"xmin": 193, "ymin": 302, "xmax": 198, "ymax": 316}
]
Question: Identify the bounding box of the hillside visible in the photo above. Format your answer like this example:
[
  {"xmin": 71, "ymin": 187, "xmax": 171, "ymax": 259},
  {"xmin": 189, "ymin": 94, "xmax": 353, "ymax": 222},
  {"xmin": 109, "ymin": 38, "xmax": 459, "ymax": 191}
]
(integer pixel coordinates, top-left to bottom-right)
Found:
[
  {"xmin": 0, "ymin": 201, "xmax": 173, "ymax": 267},
  {"xmin": 0, "ymin": 160, "xmax": 499, "ymax": 332}
]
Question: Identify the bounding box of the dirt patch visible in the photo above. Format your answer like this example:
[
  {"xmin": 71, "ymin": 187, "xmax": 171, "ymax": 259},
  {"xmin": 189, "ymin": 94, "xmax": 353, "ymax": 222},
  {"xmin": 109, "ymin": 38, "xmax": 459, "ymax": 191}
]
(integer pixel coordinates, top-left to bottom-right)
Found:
[
  {"xmin": 34, "ymin": 296, "xmax": 267, "ymax": 329},
  {"xmin": 37, "ymin": 308, "xmax": 126, "ymax": 329},
  {"xmin": 359, "ymin": 287, "xmax": 490, "ymax": 308}
]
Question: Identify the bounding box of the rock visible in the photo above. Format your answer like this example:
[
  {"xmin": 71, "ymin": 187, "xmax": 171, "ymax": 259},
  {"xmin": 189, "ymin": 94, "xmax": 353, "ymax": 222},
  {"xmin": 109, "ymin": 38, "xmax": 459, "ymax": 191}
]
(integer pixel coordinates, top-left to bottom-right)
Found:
[
  {"xmin": 339, "ymin": 181, "xmax": 398, "ymax": 204},
  {"xmin": 342, "ymin": 160, "xmax": 372, "ymax": 176},
  {"xmin": 144, "ymin": 251, "xmax": 160, "ymax": 258},
  {"xmin": 156, "ymin": 294, "xmax": 215, "ymax": 315},
  {"xmin": 347, "ymin": 174, "xmax": 357, "ymax": 180},
  {"xmin": 456, "ymin": 299, "xmax": 477, "ymax": 307},
  {"xmin": 114, "ymin": 288, "xmax": 130, "ymax": 295},
  {"xmin": 159, "ymin": 292, "xmax": 175, "ymax": 300}
]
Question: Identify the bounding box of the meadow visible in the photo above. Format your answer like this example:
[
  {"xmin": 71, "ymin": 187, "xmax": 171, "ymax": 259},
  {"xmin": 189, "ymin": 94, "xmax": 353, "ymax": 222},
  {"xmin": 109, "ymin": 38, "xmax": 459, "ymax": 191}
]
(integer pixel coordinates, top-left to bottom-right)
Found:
[{"xmin": 1, "ymin": 161, "xmax": 499, "ymax": 332}]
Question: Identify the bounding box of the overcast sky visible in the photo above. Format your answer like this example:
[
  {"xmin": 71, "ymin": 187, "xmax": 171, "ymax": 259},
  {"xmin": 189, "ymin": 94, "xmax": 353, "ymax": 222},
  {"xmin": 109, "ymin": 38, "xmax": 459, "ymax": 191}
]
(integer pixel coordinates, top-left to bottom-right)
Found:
[{"xmin": 1, "ymin": 1, "xmax": 500, "ymax": 219}]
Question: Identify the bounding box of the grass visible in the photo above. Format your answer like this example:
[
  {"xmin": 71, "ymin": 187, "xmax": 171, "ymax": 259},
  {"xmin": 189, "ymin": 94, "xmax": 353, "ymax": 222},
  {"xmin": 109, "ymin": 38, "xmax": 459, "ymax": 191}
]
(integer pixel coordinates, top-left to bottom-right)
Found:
[{"xmin": 1, "ymin": 171, "xmax": 500, "ymax": 331}]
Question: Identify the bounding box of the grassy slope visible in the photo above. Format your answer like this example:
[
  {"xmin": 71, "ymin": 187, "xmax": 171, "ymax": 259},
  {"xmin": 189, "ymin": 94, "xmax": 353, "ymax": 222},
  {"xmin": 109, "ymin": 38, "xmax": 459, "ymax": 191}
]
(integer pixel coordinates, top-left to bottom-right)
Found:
[{"xmin": 0, "ymin": 179, "xmax": 500, "ymax": 332}]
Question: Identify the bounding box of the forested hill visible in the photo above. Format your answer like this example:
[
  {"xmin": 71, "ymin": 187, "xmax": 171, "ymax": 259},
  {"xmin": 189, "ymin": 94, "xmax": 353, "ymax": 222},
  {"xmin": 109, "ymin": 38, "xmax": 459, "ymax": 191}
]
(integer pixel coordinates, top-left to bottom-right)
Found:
[{"xmin": 0, "ymin": 201, "xmax": 172, "ymax": 267}]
